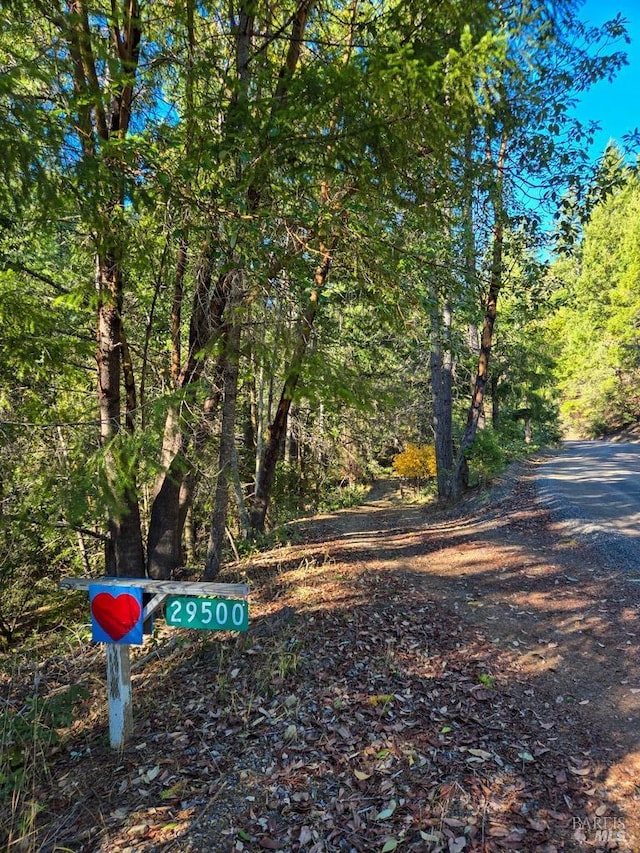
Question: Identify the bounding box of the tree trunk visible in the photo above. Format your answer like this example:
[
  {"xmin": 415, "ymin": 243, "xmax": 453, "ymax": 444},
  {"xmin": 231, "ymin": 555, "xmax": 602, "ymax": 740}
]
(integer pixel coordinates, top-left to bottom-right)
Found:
[
  {"xmin": 97, "ymin": 256, "xmax": 145, "ymax": 577},
  {"xmin": 145, "ymin": 427, "xmax": 189, "ymax": 579},
  {"xmin": 146, "ymin": 263, "xmax": 231, "ymax": 578},
  {"xmin": 230, "ymin": 445, "xmax": 251, "ymax": 540},
  {"xmin": 430, "ymin": 287, "xmax": 454, "ymax": 502},
  {"xmin": 451, "ymin": 135, "xmax": 507, "ymax": 499},
  {"xmin": 250, "ymin": 240, "xmax": 333, "ymax": 535},
  {"xmin": 63, "ymin": 0, "xmax": 144, "ymax": 576},
  {"xmin": 205, "ymin": 292, "xmax": 242, "ymax": 579},
  {"xmin": 284, "ymin": 405, "xmax": 299, "ymax": 466}
]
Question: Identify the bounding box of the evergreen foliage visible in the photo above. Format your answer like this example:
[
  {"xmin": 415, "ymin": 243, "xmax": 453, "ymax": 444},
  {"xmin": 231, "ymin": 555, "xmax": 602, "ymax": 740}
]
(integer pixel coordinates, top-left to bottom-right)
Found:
[
  {"xmin": 549, "ymin": 159, "xmax": 640, "ymax": 438},
  {"xmin": 550, "ymin": 154, "xmax": 640, "ymax": 437}
]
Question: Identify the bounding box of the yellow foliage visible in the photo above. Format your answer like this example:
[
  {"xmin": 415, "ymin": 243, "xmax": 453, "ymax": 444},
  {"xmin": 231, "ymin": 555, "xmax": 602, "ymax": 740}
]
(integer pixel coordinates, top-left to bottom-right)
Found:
[
  {"xmin": 369, "ymin": 694, "xmax": 395, "ymax": 706},
  {"xmin": 392, "ymin": 443, "xmax": 437, "ymax": 480}
]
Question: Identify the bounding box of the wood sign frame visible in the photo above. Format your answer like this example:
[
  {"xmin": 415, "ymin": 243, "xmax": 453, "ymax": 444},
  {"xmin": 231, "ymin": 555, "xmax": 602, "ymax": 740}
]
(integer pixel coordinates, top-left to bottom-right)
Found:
[{"xmin": 60, "ymin": 577, "xmax": 249, "ymax": 749}]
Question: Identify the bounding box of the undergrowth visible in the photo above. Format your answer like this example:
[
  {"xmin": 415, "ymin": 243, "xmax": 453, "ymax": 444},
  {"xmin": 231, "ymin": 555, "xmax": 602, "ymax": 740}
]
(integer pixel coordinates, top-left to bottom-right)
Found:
[{"xmin": 1, "ymin": 668, "xmax": 88, "ymax": 851}]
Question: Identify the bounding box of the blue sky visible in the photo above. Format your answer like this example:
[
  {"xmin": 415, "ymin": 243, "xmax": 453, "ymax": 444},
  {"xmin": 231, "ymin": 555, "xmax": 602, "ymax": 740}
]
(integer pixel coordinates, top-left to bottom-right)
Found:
[{"xmin": 573, "ymin": 0, "xmax": 640, "ymax": 160}]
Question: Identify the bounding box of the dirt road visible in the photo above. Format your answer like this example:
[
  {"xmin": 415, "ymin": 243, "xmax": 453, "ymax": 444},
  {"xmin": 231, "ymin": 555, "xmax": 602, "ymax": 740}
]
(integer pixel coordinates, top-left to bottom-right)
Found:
[
  {"xmin": 8, "ymin": 460, "xmax": 640, "ymax": 852},
  {"xmin": 287, "ymin": 462, "xmax": 640, "ymax": 847}
]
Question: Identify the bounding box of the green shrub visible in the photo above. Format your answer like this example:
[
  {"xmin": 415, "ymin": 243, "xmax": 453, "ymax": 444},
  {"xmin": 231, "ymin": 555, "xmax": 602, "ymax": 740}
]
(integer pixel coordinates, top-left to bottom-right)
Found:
[
  {"xmin": 318, "ymin": 483, "xmax": 368, "ymax": 512},
  {"xmin": 466, "ymin": 428, "xmax": 506, "ymax": 486}
]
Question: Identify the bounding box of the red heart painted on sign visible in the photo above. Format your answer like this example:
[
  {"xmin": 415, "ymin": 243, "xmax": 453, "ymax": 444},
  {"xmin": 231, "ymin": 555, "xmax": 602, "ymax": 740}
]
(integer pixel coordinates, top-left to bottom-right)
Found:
[{"xmin": 91, "ymin": 592, "xmax": 141, "ymax": 641}]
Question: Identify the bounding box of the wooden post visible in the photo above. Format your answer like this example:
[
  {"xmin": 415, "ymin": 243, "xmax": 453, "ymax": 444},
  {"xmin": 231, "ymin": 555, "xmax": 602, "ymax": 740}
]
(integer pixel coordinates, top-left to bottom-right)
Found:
[{"xmin": 106, "ymin": 643, "xmax": 133, "ymax": 749}]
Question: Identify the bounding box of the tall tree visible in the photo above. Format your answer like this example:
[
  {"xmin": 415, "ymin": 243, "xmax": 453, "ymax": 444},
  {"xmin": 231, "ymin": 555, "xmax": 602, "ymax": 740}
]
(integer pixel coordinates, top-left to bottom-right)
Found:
[
  {"xmin": 550, "ymin": 154, "xmax": 640, "ymax": 436},
  {"xmin": 424, "ymin": 1, "xmax": 629, "ymax": 501}
]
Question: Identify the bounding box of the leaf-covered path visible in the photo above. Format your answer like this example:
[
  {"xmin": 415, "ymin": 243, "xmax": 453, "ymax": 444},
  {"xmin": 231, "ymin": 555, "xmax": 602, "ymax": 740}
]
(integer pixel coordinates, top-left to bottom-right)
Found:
[{"xmin": 3, "ymin": 463, "xmax": 640, "ymax": 852}]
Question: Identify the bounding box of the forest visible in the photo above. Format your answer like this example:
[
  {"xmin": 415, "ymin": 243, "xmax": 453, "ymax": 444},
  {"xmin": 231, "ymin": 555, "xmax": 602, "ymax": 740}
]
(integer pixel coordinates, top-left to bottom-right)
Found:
[{"xmin": 1, "ymin": 0, "xmax": 639, "ymax": 641}]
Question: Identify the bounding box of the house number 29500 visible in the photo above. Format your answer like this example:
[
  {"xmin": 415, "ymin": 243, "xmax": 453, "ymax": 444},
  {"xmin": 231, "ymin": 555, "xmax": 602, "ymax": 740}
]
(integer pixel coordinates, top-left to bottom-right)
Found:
[{"xmin": 164, "ymin": 596, "xmax": 249, "ymax": 632}]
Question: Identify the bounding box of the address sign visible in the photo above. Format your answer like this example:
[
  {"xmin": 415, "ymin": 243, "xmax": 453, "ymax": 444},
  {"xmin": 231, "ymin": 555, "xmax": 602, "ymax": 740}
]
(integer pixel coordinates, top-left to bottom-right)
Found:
[{"xmin": 165, "ymin": 596, "xmax": 248, "ymax": 631}]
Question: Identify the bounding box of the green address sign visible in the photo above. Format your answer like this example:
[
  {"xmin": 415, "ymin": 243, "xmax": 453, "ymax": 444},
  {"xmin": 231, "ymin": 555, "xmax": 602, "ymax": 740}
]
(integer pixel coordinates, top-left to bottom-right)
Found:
[{"xmin": 165, "ymin": 596, "xmax": 249, "ymax": 632}]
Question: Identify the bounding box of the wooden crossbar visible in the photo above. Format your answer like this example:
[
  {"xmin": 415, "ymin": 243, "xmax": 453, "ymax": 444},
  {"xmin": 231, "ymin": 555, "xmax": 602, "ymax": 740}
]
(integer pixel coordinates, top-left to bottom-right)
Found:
[{"xmin": 59, "ymin": 576, "xmax": 249, "ymax": 598}]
